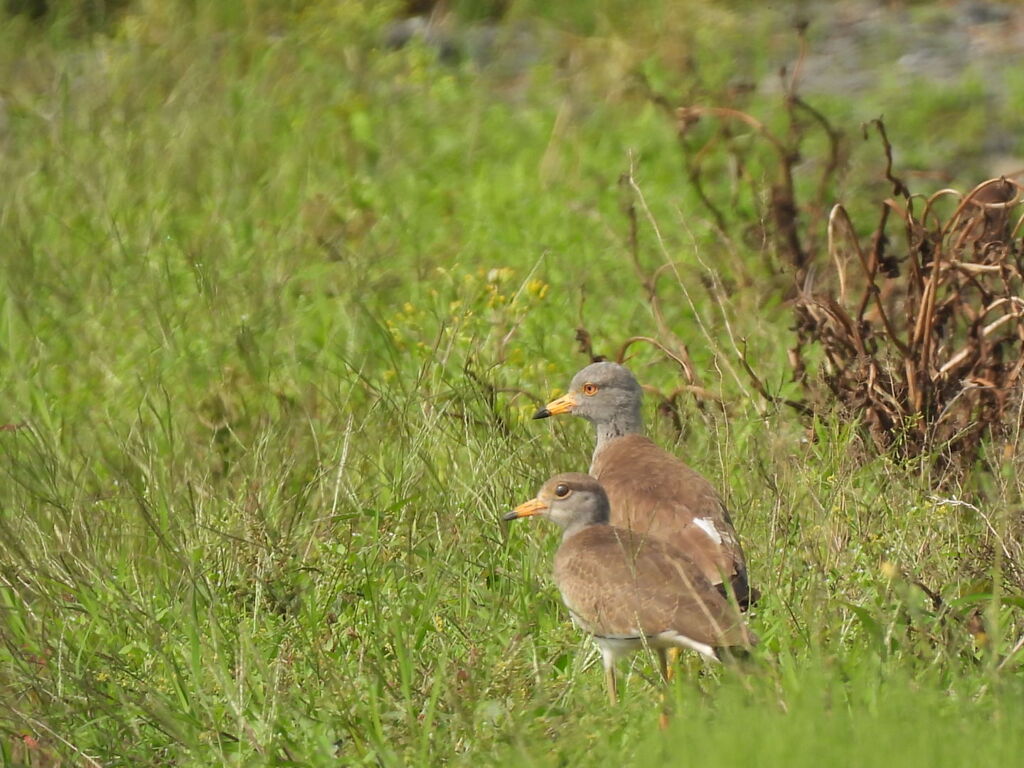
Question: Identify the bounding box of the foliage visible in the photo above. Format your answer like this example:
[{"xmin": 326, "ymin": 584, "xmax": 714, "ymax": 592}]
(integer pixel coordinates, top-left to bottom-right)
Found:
[
  {"xmin": 669, "ymin": 70, "xmax": 1024, "ymax": 476},
  {"xmin": 0, "ymin": 1, "xmax": 1022, "ymax": 765}
]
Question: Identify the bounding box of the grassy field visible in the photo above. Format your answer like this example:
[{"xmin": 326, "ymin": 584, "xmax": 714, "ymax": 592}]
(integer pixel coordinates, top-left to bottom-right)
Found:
[{"xmin": 2, "ymin": 1, "xmax": 1023, "ymax": 765}]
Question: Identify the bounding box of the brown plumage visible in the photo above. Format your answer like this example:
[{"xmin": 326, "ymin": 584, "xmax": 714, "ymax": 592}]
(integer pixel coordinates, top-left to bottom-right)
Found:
[
  {"xmin": 591, "ymin": 434, "xmax": 750, "ymax": 603},
  {"xmin": 554, "ymin": 524, "xmax": 753, "ymax": 649},
  {"xmin": 535, "ymin": 362, "xmax": 756, "ymax": 608},
  {"xmin": 505, "ymin": 473, "xmax": 756, "ymax": 704}
]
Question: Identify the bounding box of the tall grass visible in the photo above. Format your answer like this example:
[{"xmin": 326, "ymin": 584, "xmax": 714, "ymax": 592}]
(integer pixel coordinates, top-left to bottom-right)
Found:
[{"xmin": 1, "ymin": 1, "xmax": 1022, "ymax": 765}]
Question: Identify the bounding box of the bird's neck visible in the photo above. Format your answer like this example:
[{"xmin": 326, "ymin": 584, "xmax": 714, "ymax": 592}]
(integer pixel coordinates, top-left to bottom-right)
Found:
[
  {"xmin": 591, "ymin": 411, "xmax": 643, "ymax": 463},
  {"xmin": 560, "ymin": 521, "xmax": 588, "ymax": 542},
  {"xmin": 561, "ymin": 518, "xmax": 605, "ymax": 543},
  {"xmin": 559, "ymin": 496, "xmax": 611, "ymax": 542}
]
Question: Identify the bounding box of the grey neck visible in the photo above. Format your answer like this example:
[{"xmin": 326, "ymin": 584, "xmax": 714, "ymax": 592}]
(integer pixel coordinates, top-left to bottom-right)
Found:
[
  {"xmin": 560, "ymin": 515, "xmax": 607, "ymax": 543},
  {"xmin": 591, "ymin": 408, "xmax": 644, "ymax": 465},
  {"xmin": 559, "ymin": 496, "xmax": 611, "ymax": 542},
  {"xmin": 561, "ymin": 521, "xmax": 590, "ymax": 542}
]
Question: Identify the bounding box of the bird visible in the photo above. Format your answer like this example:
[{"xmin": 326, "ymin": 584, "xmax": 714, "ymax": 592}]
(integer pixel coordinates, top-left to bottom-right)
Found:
[
  {"xmin": 504, "ymin": 472, "xmax": 756, "ymax": 704},
  {"xmin": 533, "ymin": 361, "xmax": 756, "ymax": 609}
]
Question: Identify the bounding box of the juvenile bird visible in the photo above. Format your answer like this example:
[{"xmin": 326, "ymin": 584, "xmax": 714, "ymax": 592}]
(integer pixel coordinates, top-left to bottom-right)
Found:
[
  {"xmin": 534, "ymin": 362, "xmax": 756, "ymax": 608},
  {"xmin": 505, "ymin": 472, "xmax": 756, "ymax": 704}
]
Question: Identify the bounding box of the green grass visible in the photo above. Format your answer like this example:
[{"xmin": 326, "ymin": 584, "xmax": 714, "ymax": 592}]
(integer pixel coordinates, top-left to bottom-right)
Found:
[{"xmin": 1, "ymin": 1, "xmax": 1023, "ymax": 765}]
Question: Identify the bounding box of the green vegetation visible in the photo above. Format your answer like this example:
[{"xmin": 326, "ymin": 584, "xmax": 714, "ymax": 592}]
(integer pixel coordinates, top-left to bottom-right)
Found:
[{"xmin": 1, "ymin": 1, "xmax": 1022, "ymax": 765}]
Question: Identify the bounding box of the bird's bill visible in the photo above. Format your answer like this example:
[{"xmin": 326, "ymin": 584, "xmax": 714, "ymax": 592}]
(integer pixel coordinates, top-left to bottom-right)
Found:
[
  {"xmin": 532, "ymin": 392, "xmax": 578, "ymax": 419},
  {"xmin": 503, "ymin": 497, "xmax": 549, "ymax": 520}
]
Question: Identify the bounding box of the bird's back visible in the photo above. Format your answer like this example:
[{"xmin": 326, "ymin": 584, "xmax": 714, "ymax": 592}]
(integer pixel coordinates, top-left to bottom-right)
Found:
[{"xmin": 590, "ymin": 434, "xmax": 751, "ymax": 603}]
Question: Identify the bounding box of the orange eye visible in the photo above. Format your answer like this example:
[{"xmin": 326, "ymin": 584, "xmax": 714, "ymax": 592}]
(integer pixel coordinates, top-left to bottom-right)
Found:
[{"xmin": 582, "ymin": 383, "xmax": 599, "ymax": 396}]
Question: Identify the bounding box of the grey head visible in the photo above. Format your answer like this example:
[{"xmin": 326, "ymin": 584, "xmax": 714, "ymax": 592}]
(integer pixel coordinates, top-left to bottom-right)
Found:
[
  {"xmin": 503, "ymin": 472, "xmax": 610, "ymax": 538},
  {"xmin": 533, "ymin": 362, "xmax": 644, "ymax": 439}
]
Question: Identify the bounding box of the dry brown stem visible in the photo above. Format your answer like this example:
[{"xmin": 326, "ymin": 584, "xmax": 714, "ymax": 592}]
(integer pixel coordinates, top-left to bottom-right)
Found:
[{"xmin": 674, "ymin": 88, "xmax": 1024, "ymax": 470}]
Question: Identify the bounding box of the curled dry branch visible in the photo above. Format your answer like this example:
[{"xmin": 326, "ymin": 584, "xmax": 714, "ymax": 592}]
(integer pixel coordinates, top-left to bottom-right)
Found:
[
  {"xmin": 797, "ymin": 173, "xmax": 1024, "ymax": 466},
  {"xmin": 673, "ymin": 85, "xmax": 1024, "ymax": 471}
]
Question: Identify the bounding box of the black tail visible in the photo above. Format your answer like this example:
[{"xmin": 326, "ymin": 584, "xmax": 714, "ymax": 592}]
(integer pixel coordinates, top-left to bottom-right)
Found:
[
  {"xmin": 716, "ymin": 571, "xmax": 760, "ymax": 611},
  {"xmin": 714, "ymin": 645, "xmax": 756, "ymax": 665}
]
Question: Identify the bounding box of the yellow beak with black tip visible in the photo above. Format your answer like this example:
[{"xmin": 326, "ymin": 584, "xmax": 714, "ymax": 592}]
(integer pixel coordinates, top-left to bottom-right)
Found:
[
  {"xmin": 532, "ymin": 392, "xmax": 578, "ymax": 420},
  {"xmin": 503, "ymin": 497, "xmax": 549, "ymax": 521}
]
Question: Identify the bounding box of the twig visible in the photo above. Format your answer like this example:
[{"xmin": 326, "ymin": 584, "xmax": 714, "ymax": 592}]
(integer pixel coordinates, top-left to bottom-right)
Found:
[
  {"xmin": 738, "ymin": 340, "xmax": 813, "ymax": 417},
  {"xmin": 997, "ymin": 633, "xmax": 1024, "ymax": 671},
  {"xmin": 863, "ymin": 119, "xmax": 910, "ymax": 198},
  {"xmin": 7, "ymin": 708, "xmax": 104, "ymax": 767}
]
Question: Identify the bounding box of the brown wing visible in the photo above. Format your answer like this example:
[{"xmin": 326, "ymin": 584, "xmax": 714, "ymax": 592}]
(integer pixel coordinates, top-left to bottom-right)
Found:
[
  {"xmin": 592, "ymin": 434, "xmax": 750, "ymax": 599},
  {"xmin": 553, "ymin": 526, "xmax": 754, "ymax": 648}
]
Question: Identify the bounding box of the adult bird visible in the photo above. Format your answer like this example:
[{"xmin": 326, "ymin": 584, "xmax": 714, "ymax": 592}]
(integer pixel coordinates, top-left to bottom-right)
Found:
[
  {"xmin": 504, "ymin": 473, "xmax": 756, "ymax": 704},
  {"xmin": 534, "ymin": 362, "xmax": 756, "ymax": 608}
]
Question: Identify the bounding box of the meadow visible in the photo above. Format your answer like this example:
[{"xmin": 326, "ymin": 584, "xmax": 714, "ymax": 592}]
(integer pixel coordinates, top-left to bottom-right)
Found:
[{"xmin": 1, "ymin": 1, "xmax": 1023, "ymax": 765}]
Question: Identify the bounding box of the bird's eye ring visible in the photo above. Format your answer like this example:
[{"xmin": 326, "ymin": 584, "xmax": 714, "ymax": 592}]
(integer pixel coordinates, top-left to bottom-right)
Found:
[
  {"xmin": 554, "ymin": 484, "xmax": 570, "ymax": 498},
  {"xmin": 582, "ymin": 383, "xmax": 599, "ymax": 396}
]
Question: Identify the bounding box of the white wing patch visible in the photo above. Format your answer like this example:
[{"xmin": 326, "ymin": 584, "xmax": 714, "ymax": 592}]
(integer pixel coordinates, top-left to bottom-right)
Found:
[
  {"xmin": 659, "ymin": 631, "xmax": 719, "ymax": 661},
  {"xmin": 692, "ymin": 517, "xmax": 723, "ymax": 545}
]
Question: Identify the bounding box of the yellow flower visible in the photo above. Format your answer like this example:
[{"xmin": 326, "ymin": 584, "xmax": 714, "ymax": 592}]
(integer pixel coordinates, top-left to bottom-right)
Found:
[{"xmin": 487, "ymin": 267, "xmax": 514, "ymax": 283}]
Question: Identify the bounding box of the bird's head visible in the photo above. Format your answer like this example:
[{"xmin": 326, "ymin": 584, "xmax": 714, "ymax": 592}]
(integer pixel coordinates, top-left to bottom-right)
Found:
[
  {"xmin": 503, "ymin": 472, "xmax": 610, "ymax": 531},
  {"xmin": 532, "ymin": 362, "xmax": 642, "ymax": 428}
]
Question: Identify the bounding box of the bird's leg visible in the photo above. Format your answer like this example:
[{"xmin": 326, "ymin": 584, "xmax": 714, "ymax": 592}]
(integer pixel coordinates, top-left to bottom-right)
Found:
[
  {"xmin": 657, "ymin": 648, "xmax": 669, "ymax": 683},
  {"xmin": 601, "ymin": 648, "xmax": 618, "ymax": 705},
  {"xmin": 604, "ymin": 664, "xmax": 618, "ymax": 705},
  {"xmin": 658, "ymin": 708, "xmax": 671, "ymax": 730},
  {"xmin": 657, "ymin": 648, "xmax": 671, "ymax": 729},
  {"xmin": 665, "ymin": 646, "xmax": 681, "ymax": 681}
]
